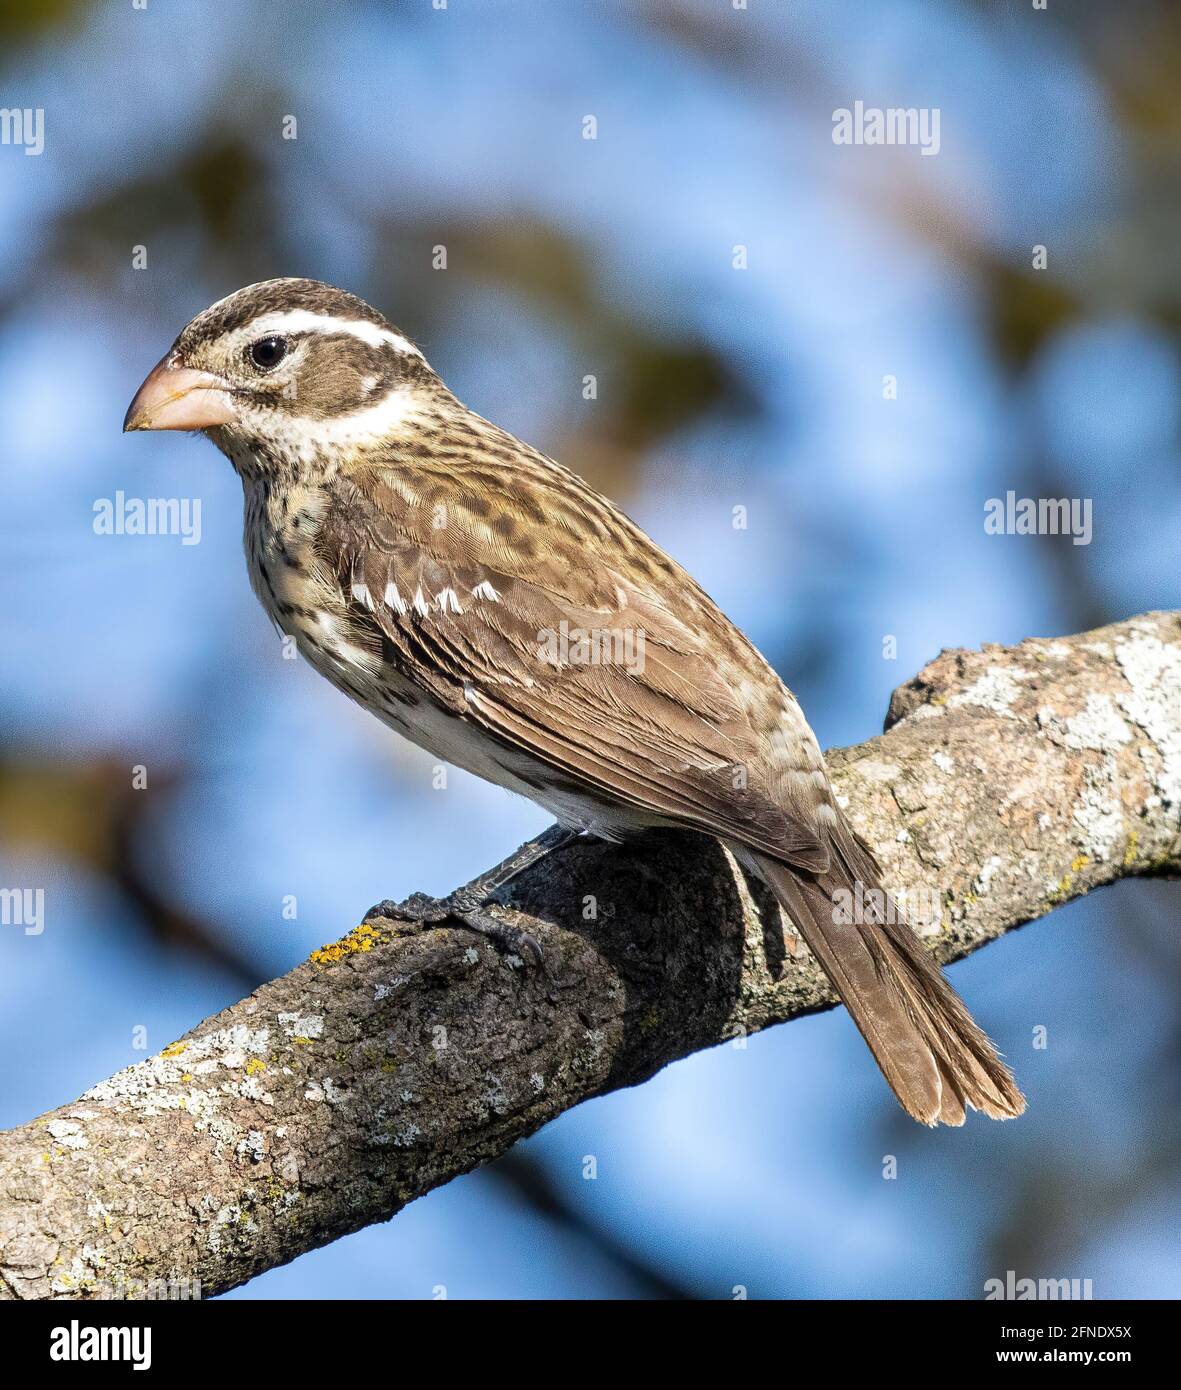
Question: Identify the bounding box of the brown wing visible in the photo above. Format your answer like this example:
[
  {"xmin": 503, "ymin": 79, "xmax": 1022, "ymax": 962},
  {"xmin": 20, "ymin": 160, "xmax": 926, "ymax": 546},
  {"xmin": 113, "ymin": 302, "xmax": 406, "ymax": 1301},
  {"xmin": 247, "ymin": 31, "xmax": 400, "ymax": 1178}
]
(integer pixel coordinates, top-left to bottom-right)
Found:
[{"xmin": 313, "ymin": 455, "xmax": 830, "ymax": 873}]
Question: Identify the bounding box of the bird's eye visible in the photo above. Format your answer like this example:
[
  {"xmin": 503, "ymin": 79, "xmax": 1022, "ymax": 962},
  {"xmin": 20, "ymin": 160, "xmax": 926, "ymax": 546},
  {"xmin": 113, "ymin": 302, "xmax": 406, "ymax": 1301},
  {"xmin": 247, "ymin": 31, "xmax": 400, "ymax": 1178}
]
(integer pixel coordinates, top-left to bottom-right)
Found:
[{"xmin": 248, "ymin": 336, "xmax": 288, "ymax": 371}]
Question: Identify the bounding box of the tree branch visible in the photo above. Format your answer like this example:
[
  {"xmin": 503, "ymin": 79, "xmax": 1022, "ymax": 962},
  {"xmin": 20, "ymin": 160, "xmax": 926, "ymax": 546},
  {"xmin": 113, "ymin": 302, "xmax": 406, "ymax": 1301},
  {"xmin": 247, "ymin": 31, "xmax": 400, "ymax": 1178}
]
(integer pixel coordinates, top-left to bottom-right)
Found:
[{"xmin": 3, "ymin": 611, "xmax": 1179, "ymax": 1300}]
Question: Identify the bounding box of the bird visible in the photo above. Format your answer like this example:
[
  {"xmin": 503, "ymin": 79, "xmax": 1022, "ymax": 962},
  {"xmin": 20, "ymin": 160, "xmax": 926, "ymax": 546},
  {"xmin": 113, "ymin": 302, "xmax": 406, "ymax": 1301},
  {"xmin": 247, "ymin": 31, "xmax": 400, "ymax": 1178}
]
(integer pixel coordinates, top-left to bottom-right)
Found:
[{"xmin": 124, "ymin": 276, "xmax": 1025, "ymax": 1126}]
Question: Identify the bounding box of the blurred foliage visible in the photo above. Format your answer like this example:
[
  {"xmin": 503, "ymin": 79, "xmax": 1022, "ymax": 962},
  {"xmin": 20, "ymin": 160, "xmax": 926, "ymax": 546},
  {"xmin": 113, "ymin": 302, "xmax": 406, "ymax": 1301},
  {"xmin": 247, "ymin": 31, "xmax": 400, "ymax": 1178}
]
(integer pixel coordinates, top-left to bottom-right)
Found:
[
  {"xmin": 0, "ymin": 0, "xmax": 89, "ymax": 42},
  {"xmin": 985, "ymin": 267, "xmax": 1080, "ymax": 370},
  {"xmin": 54, "ymin": 133, "xmax": 278, "ymax": 280}
]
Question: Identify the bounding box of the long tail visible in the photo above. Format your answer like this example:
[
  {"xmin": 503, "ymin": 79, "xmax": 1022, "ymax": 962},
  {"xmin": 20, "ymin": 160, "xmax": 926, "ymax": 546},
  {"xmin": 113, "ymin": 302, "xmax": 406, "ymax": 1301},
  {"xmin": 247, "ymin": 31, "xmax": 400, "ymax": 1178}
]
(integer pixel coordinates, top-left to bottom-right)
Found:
[{"xmin": 751, "ymin": 824, "xmax": 1025, "ymax": 1126}]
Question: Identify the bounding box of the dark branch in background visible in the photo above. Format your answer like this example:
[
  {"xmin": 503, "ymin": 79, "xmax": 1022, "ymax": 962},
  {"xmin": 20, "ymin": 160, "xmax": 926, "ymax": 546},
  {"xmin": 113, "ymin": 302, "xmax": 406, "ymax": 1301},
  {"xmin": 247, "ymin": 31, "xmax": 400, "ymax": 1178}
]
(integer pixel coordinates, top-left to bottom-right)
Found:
[{"xmin": 1, "ymin": 611, "xmax": 1179, "ymax": 1300}]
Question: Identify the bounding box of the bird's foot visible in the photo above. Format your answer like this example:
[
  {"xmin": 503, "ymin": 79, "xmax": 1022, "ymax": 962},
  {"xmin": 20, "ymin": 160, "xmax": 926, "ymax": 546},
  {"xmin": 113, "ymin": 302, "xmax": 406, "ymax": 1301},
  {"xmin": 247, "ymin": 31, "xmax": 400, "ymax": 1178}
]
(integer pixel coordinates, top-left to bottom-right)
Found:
[
  {"xmin": 365, "ymin": 892, "xmax": 456, "ymax": 927},
  {"xmin": 364, "ymin": 824, "xmax": 582, "ymax": 987},
  {"xmin": 365, "ymin": 890, "xmax": 547, "ymax": 975}
]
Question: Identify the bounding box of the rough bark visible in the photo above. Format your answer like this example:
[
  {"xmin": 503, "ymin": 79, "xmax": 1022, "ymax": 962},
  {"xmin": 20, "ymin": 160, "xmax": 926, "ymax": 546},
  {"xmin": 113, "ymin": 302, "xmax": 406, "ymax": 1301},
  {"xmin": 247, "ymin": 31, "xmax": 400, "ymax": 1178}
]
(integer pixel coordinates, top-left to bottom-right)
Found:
[{"xmin": 2, "ymin": 610, "xmax": 1179, "ymax": 1300}]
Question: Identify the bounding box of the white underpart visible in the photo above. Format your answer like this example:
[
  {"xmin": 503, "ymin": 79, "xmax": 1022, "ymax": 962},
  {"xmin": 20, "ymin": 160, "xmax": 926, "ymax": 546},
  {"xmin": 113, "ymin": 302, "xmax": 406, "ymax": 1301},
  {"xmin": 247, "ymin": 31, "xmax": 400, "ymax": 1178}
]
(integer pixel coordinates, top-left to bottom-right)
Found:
[
  {"xmin": 383, "ymin": 582, "xmax": 406, "ymax": 615},
  {"xmin": 289, "ymin": 593, "xmax": 687, "ymax": 845},
  {"xmin": 412, "ymin": 587, "xmax": 430, "ymax": 616},
  {"xmin": 471, "ymin": 580, "xmax": 500, "ymax": 602},
  {"xmin": 350, "ymin": 582, "xmax": 374, "ymax": 610},
  {"xmin": 435, "ymin": 587, "xmax": 463, "ymax": 613}
]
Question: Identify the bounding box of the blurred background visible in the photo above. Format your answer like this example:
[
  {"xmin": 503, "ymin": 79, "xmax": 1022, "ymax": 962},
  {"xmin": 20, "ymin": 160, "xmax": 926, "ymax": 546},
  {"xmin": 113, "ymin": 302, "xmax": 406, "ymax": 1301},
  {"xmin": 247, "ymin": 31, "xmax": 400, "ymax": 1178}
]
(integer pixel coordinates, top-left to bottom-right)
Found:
[{"xmin": 1, "ymin": 0, "xmax": 1179, "ymax": 1299}]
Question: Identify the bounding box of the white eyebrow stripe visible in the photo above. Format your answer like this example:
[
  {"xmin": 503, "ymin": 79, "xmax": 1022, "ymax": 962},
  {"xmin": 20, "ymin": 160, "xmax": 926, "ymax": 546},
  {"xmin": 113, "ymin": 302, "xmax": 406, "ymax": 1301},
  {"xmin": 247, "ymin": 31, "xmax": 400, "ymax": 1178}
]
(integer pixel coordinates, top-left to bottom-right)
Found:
[{"xmin": 243, "ymin": 309, "xmax": 424, "ymax": 358}]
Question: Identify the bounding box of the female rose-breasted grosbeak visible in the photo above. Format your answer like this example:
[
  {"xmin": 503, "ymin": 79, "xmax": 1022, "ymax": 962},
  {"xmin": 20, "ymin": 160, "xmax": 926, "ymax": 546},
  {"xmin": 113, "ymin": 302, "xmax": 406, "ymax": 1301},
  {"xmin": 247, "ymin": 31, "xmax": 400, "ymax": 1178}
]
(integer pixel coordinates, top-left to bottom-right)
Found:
[{"xmin": 125, "ymin": 278, "xmax": 1023, "ymax": 1125}]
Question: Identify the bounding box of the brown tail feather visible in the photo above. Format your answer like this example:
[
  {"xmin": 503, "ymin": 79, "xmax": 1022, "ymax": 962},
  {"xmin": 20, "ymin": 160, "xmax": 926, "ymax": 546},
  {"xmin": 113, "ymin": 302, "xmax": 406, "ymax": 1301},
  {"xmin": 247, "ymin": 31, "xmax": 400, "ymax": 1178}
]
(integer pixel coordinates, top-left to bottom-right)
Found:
[{"xmin": 751, "ymin": 824, "xmax": 1025, "ymax": 1126}]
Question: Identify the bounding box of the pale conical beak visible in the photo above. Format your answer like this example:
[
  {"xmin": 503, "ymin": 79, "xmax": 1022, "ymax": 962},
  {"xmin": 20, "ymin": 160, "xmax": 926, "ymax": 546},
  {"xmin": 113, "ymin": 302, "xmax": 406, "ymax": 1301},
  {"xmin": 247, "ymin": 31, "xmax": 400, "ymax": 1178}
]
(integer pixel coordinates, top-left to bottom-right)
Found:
[{"xmin": 123, "ymin": 355, "xmax": 239, "ymax": 432}]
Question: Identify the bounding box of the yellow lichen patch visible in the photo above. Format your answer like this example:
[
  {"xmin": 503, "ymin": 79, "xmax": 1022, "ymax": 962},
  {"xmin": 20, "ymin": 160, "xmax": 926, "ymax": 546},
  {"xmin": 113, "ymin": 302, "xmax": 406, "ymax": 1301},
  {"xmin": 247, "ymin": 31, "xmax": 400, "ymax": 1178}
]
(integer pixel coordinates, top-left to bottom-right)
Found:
[
  {"xmin": 246, "ymin": 1058, "xmax": 267, "ymax": 1076},
  {"xmin": 1048, "ymin": 873, "xmax": 1073, "ymax": 904},
  {"xmin": 181, "ymin": 1073, "xmax": 193, "ymax": 1083},
  {"xmin": 381, "ymin": 1059, "xmax": 397, "ymax": 1074},
  {"xmin": 160, "ymin": 1041, "xmax": 187, "ymax": 1058},
  {"xmin": 1123, "ymin": 830, "xmax": 1140, "ymax": 869},
  {"xmin": 1047, "ymin": 855, "xmax": 1092, "ymax": 905},
  {"xmin": 292, "ymin": 1037, "xmax": 312, "ymax": 1046},
  {"xmin": 310, "ymin": 920, "xmax": 387, "ymax": 965}
]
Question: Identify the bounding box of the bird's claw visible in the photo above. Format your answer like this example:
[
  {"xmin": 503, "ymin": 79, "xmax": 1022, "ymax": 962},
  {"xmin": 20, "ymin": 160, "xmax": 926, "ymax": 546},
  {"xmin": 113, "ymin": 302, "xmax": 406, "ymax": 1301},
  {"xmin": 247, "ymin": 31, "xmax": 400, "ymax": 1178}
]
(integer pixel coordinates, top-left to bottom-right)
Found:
[
  {"xmin": 364, "ymin": 892, "xmax": 452, "ymax": 925},
  {"xmin": 364, "ymin": 891, "xmax": 552, "ymax": 989}
]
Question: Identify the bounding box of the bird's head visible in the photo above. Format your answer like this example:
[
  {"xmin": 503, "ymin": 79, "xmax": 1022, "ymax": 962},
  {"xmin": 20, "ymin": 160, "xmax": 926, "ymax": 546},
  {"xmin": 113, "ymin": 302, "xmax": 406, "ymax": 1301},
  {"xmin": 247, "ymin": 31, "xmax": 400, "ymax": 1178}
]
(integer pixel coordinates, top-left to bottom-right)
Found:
[{"xmin": 123, "ymin": 277, "xmax": 439, "ymax": 471}]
